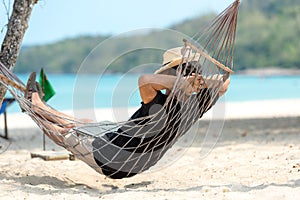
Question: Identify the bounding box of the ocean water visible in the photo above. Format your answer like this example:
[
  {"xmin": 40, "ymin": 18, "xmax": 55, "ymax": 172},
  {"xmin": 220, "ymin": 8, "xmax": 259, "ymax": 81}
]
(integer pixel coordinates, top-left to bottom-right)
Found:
[{"xmin": 4, "ymin": 74, "xmax": 300, "ymax": 113}]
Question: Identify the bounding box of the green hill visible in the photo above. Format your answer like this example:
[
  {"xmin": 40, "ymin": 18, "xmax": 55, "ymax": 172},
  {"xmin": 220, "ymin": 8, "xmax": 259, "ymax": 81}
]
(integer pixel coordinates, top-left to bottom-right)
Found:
[
  {"xmin": 235, "ymin": 0, "xmax": 300, "ymax": 70},
  {"xmin": 15, "ymin": 0, "xmax": 300, "ymax": 73}
]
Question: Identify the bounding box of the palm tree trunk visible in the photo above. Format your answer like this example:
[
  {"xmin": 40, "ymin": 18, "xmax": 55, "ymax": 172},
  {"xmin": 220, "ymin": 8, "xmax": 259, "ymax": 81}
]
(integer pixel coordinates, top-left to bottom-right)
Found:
[{"xmin": 0, "ymin": 0, "xmax": 37, "ymax": 103}]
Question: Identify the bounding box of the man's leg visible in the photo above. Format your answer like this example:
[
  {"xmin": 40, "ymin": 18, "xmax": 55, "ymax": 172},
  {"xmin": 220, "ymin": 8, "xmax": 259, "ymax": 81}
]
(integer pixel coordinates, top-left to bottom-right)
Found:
[
  {"xmin": 31, "ymin": 92, "xmax": 78, "ymax": 128},
  {"xmin": 39, "ymin": 119, "xmax": 70, "ymax": 146}
]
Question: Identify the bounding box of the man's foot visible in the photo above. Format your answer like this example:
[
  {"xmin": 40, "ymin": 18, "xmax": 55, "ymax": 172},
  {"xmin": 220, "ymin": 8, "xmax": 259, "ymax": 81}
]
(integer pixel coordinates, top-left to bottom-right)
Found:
[
  {"xmin": 22, "ymin": 72, "xmax": 38, "ymax": 112},
  {"xmin": 35, "ymin": 81, "xmax": 44, "ymax": 99},
  {"xmin": 25, "ymin": 72, "xmax": 38, "ymax": 101}
]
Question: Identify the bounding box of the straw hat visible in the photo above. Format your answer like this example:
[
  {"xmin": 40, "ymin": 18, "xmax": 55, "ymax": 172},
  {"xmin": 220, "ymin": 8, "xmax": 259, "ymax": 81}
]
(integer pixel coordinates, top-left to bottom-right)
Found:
[{"xmin": 155, "ymin": 47, "xmax": 200, "ymax": 74}]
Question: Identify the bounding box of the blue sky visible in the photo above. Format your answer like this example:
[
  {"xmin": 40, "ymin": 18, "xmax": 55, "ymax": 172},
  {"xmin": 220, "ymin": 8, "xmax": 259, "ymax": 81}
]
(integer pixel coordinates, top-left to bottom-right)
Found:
[{"xmin": 1, "ymin": 0, "xmax": 234, "ymax": 45}]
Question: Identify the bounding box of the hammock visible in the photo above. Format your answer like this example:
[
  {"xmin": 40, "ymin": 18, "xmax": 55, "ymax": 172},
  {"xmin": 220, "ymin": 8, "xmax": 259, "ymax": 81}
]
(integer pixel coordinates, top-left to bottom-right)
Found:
[{"xmin": 0, "ymin": 0, "xmax": 240, "ymax": 179}]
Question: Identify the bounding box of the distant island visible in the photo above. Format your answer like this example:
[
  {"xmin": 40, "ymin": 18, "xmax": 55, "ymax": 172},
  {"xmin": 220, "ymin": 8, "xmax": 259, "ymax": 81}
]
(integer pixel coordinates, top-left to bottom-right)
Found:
[{"xmin": 16, "ymin": 0, "xmax": 300, "ymax": 74}]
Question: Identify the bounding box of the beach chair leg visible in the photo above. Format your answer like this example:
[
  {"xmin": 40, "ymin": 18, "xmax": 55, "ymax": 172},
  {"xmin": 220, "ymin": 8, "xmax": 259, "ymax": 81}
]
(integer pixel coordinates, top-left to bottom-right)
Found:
[
  {"xmin": 0, "ymin": 111, "xmax": 8, "ymax": 140},
  {"xmin": 4, "ymin": 111, "xmax": 8, "ymax": 139}
]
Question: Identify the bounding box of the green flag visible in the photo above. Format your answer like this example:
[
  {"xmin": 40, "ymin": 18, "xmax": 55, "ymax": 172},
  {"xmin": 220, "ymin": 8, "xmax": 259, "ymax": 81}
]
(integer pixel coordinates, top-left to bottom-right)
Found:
[{"xmin": 39, "ymin": 68, "xmax": 55, "ymax": 102}]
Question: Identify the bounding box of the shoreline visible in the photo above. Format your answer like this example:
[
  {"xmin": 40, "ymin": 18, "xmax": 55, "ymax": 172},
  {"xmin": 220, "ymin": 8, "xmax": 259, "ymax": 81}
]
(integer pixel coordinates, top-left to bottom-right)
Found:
[
  {"xmin": 2, "ymin": 98, "xmax": 300, "ymax": 130},
  {"xmin": 236, "ymin": 67, "xmax": 300, "ymax": 76}
]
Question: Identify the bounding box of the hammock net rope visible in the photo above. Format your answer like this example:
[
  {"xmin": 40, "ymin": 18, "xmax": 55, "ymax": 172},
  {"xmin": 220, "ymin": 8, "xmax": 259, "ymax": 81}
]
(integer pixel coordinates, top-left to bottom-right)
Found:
[{"xmin": 0, "ymin": 0, "xmax": 239, "ymax": 179}]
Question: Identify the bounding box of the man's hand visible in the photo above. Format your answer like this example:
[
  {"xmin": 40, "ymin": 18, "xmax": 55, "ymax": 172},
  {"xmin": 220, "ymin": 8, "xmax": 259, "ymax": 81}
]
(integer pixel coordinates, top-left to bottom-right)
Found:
[
  {"xmin": 219, "ymin": 78, "xmax": 230, "ymax": 97},
  {"xmin": 181, "ymin": 74, "xmax": 206, "ymax": 96},
  {"xmin": 183, "ymin": 74, "xmax": 230, "ymax": 97}
]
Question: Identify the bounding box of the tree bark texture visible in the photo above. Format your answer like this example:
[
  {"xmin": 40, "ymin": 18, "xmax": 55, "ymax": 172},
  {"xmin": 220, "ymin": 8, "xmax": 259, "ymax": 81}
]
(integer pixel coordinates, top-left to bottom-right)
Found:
[{"xmin": 0, "ymin": 0, "xmax": 37, "ymax": 103}]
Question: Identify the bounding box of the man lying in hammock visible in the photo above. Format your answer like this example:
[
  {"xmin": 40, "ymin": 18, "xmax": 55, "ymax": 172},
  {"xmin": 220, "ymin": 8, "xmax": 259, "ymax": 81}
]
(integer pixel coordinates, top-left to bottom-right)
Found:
[{"xmin": 22, "ymin": 48, "xmax": 230, "ymax": 179}]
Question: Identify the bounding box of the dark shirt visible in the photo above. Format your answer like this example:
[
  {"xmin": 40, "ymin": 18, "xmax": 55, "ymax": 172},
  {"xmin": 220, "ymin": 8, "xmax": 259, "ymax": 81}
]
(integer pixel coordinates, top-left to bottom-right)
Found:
[{"xmin": 92, "ymin": 89, "xmax": 216, "ymax": 179}]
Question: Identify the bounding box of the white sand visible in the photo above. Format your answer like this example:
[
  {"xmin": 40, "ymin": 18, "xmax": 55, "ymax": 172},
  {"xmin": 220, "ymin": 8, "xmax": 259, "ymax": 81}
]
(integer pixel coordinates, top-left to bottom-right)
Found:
[{"xmin": 0, "ymin": 99, "xmax": 300, "ymax": 199}]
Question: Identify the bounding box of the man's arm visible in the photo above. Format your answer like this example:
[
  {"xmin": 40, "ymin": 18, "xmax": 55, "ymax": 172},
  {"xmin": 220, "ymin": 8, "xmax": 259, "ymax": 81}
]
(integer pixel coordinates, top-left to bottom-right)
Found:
[
  {"xmin": 138, "ymin": 74, "xmax": 177, "ymax": 104},
  {"xmin": 218, "ymin": 78, "xmax": 230, "ymax": 97},
  {"xmin": 202, "ymin": 76, "xmax": 230, "ymax": 97},
  {"xmin": 138, "ymin": 74, "xmax": 230, "ymax": 104}
]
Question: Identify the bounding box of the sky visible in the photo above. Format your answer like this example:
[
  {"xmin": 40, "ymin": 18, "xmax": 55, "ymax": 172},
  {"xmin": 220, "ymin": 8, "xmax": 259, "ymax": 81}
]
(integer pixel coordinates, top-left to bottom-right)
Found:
[{"xmin": 1, "ymin": 0, "xmax": 234, "ymax": 46}]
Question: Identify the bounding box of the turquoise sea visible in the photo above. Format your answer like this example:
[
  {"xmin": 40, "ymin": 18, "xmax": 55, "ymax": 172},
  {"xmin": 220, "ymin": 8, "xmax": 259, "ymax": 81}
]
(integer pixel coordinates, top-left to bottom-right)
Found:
[{"xmin": 5, "ymin": 74, "xmax": 300, "ymax": 113}]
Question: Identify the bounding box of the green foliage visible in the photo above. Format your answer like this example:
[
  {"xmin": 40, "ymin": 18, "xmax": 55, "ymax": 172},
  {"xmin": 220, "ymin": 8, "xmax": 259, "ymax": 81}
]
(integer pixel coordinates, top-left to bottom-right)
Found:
[
  {"xmin": 16, "ymin": 36, "xmax": 108, "ymax": 73},
  {"xmin": 14, "ymin": 0, "xmax": 300, "ymax": 73},
  {"xmin": 235, "ymin": 0, "xmax": 300, "ymax": 69}
]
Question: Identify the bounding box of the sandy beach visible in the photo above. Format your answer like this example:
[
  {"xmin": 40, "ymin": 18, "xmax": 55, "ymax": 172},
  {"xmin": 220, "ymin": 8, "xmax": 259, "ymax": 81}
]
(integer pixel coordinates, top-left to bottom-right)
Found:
[{"xmin": 0, "ymin": 99, "xmax": 300, "ymax": 200}]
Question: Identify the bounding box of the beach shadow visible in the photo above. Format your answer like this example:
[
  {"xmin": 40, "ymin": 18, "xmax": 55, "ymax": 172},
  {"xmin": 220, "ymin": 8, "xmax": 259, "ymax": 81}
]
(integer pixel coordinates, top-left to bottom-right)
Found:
[
  {"xmin": 102, "ymin": 184, "xmax": 119, "ymax": 190},
  {"xmin": 124, "ymin": 181, "xmax": 153, "ymax": 189},
  {"xmin": 99, "ymin": 181, "xmax": 153, "ymax": 195},
  {"xmin": 101, "ymin": 181, "xmax": 152, "ymax": 191},
  {"xmin": 0, "ymin": 137, "xmax": 11, "ymax": 154},
  {"xmin": 99, "ymin": 184, "xmax": 206, "ymax": 196},
  {"xmin": 0, "ymin": 173, "xmax": 100, "ymax": 197},
  {"xmin": 16, "ymin": 175, "xmax": 74, "ymax": 188},
  {"xmin": 2, "ymin": 169, "xmax": 300, "ymax": 197},
  {"xmin": 230, "ymin": 179, "xmax": 300, "ymax": 192},
  {"xmin": 98, "ymin": 179, "xmax": 300, "ymax": 196}
]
